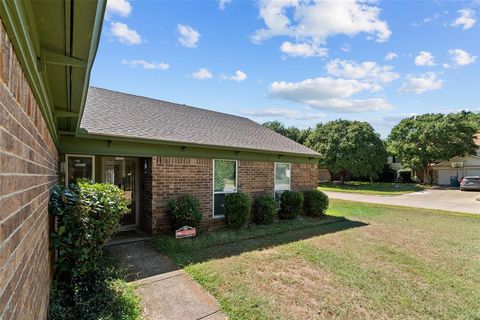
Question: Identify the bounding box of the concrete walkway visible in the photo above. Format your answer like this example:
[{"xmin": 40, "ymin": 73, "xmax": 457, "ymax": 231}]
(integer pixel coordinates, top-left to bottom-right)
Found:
[
  {"xmin": 107, "ymin": 241, "xmax": 227, "ymax": 320},
  {"xmin": 325, "ymin": 189, "xmax": 480, "ymax": 214}
]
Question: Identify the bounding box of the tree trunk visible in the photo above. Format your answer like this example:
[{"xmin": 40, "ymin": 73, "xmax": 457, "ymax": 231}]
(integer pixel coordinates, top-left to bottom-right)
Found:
[{"xmin": 339, "ymin": 171, "xmax": 346, "ymax": 184}]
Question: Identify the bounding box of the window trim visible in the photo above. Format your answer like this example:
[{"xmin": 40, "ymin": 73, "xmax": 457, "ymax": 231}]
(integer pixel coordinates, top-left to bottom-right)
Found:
[
  {"xmin": 65, "ymin": 154, "xmax": 95, "ymax": 186},
  {"xmin": 212, "ymin": 159, "xmax": 238, "ymax": 218},
  {"xmin": 274, "ymin": 162, "xmax": 291, "ymax": 192}
]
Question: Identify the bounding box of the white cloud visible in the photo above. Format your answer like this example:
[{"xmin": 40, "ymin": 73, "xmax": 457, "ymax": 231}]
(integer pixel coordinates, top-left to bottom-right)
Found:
[
  {"xmin": 241, "ymin": 108, "xmax": 325, "ymax": 120},
  {"xmin": 227, "ymin": 70, "xmax": 248, "ymax": 82},
  {"xmin": 121, "ymin": 59, "xmax": 170, "ymax": 70},
  {"xmin": 106, "ymin": 0, "xmax": 132, "ymax": 17},
  {"xmin": 251, "ymin": 0, "xmax": 391, "ymax": 54},
  {"xmin": 110, "ymin": 22, "xmax": 142, "ymax": 45},
  {"xmin": 414, "ymin": 51, "xmax": 435, "ymax": 66},
  {"xmin": 192, "ymin": 68, "xmax": 212, "ymax": 80},
  {"xmin": 385, "ymin": 52, "xmax": 397, "ymax": 61},
  {"xmin": 399, "ymin": 72, "xmax": 444, "ymax": 94},
  {"xmin": 326, "ymin": 59, "xmax": 400, "ymax": 84},
  {"xmin": 177, "ymin": 24, "xmax": 201, "ymax": 48},
  {"xmin": 280, "ymin": 41, "xmax": 328, "ymax": 57},
  {"xmin": 341, "ymin": 43, "xmax": 351, "ymax": 52},
  {"xmin": 269, "ymin": 77, "xmax": 393, "ymax": 112},
  {"xmin": 451, "ymin": 9, "xmax": 476, "ymax": 30},
  {"xmin": 219, "ymin": 0, "xmax": 231, "ymax": 10},
  {"xmin": 448, "ymin": 49, "xmax": 477, "ymax": 66}
]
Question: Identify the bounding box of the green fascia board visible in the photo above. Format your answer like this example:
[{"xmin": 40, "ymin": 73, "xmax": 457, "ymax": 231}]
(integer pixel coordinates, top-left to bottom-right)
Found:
[
  {"xmin": 59, "ymin": 135, "xmax": 320, "ymax": 164},
  {"xmin": 0, "ymin": 0, "xmax": 58, "ymax": 145},
  {"xmin": 74, "ymin": 0, "xmax": 106, "ymax": 134},
  {"xmin": 0, "ymin": 1, "xmax": 106, "ymax": 147}
]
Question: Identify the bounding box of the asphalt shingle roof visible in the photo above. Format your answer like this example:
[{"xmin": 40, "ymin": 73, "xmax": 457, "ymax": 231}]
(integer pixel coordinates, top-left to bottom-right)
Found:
[{"xmin": 80, "ymin": 87, "xmax": 320, "ymax": 157}]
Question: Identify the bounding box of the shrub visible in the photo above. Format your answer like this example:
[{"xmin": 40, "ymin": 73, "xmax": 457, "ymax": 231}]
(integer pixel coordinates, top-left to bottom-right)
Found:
[
  {"xmin": 252, "ymin": 195, "xmax": 277, "ymax": 225},
  {"xmin": 224, "ymin": 193, "xmax": 251, "ymax": 229},
  {"xmin": 397, "ymin": 170, "xmax": 413, "ymax": 183},
  {"xmin": 303, "ymin": 190, "xmax": 329, "ymax": 217},
  {"xmin": 49, "ymin": 181, "xmax": 127, "ymax": 280},
  {"xmin": 48, "ymin": 257, "xmax": 141, "ymax": 320},
  {"xmin": 278, "ymin": 191, "xmax": 303, "ymax": 219},
  {"xmin": 165, "ymin": 194, "xmax": 202, "ymax": 230}
]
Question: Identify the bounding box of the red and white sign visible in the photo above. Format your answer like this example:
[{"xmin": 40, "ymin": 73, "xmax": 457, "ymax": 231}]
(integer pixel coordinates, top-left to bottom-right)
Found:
[{"xmin": 175, "ymin": 226, "xmax": 196, "ymax": 239}]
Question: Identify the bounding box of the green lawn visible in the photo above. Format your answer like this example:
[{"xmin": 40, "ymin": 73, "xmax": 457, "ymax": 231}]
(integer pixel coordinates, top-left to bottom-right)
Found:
[
  {"xmin": 318, "ymin": 181, "xmax": 426, "ymax": 195},
  {"xmin": 153, "ymin": 200, "xmax": 480, "ymax": 320}
]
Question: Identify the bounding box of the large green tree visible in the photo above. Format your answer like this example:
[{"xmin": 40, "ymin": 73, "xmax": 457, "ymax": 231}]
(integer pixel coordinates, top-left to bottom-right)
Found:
[
  {"xmin": 387, "ymin": 112, "xmax": 479, "ymax": 183},
  {"xmin": 263, "ymin": 121, "xmax": 312, "ymax": 145},
  {"xmin": 306, "ymin": 120, "xmax": 387, "ymax": 182}
]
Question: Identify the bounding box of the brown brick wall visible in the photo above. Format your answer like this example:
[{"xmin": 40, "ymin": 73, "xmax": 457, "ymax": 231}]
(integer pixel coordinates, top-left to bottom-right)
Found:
[
  {"xmin": 148, "ymin": 157, "xmax": 316, "ymax": 234},
  {"xmin": 0, "ymin": 21, "xmax": 58, "ymax": 320},
  {"xmin": 150, "ymin": 157, "xmax": 213, "ymax": 234},
  {"xmin": 292, "ymin": 162, "xmax": 318, "ymax": 191},
  {"xmin": 238, "ymin": 161, "xmax": 274, "ymax": 197},
  {"xmin": 141, "ymin": 158, "xmax": 153, "ymax": 233}
]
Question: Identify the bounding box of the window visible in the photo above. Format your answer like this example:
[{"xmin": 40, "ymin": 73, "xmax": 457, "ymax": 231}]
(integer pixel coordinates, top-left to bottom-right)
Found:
[
  {"xmin": 213, "ymin": 159, "xmax": 237, "ymax": 218},
  {"xmin": 66, "ymin": 155, "xmax": 94, "ymax": 185},
  {"xmin": 275, "ymin": 162, "xmax": 291, "ymax": 203}
]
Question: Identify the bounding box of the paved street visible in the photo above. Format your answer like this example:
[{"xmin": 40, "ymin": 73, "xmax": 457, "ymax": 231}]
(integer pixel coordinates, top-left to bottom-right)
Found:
[{"xmin": 325, "ymin": 189, "xmax": 480, "ymax": 214}]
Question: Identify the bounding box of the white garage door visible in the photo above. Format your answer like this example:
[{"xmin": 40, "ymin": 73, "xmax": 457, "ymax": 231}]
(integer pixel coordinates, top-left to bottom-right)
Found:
[
  {"xmin": 465, "ymin": 169, "xmax": 480, "ymax": 177},
  {"xmin": 437, "ymin": 169, "xmax": 463, "ymax": 185}
]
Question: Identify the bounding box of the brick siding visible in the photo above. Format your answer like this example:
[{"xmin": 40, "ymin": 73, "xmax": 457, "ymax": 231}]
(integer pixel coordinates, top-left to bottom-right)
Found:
[
  {"xmin": 291, "ymin": 163, "xmax": 318, "ymax": 191},
  {"xmin": 0, "ymin": 21, "xmax": 58, "ymax": 320},
  {"xmin": 148, "ymin": 157, "xmax": 317, "ymax": 234}
]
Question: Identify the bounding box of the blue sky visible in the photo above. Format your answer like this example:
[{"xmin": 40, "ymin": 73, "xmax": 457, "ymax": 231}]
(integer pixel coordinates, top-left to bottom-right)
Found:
[{"xmin": 90, "ymin": 0, "xmax": 480, "ymax": 137}]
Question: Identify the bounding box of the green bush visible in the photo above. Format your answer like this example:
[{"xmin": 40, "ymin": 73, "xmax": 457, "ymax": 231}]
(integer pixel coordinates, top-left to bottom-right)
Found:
[
  {"xmin": 303, "ymin": 190, "xmax": 329, "ymax": 216},
  {"xmin": 224, "ymin": 193, "xmax": 251, "ymax": 229},
  {"xmin": 278, "ymin": 191, "xmax": 303, "ymax": 219},
  {"xmin": 397, "ymin": 170, "xmax": 413, "ymax": 183},
  {"xmin": 165, "ymin": 194, "xmax": 202, "ymax": 230},
  {"xmin": 252, "ymin": 195, "xmax": 277, "ymax": 225},
  {"xmin": 49, "ymin": 181, "xmax": 127, "ymax": 280},
  {"xmin": 48, "ymin": 257, "xmax": 141, "ymax": 320}
]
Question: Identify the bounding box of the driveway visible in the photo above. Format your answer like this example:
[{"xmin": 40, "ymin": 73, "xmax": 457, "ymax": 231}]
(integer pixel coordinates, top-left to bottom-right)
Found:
[{"xmin": 324, "ymin": 189, "xmax": 480, "ymax": 214}]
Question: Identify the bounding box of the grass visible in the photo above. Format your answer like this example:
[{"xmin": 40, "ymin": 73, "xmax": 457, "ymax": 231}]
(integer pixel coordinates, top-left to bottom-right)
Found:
[
  {"xmin": 153, "ymin": 200, "xmax": 480, "ymax": 320},
  {"xmin": 318, "ymin": 181, "xmax": 426, "ymax": 195},
  {"xmin": 48, "ymin": 254, "xmax": 142, "ymax": 320}
]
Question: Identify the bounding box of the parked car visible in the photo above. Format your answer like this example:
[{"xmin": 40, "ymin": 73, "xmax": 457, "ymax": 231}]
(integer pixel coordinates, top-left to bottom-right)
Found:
[{"xmin": 460, "ymin": 176, "xmax": 480, "ymax": 191}]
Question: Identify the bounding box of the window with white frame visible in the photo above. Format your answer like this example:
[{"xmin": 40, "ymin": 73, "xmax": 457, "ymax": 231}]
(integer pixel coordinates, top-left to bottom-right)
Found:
[
  {"xmin": 65, "ymin": 155, "xmax": 95, "ymax": 185},
  {"xmin": 274, "ymin": 162, "xmax": 291, "ymax": 203},
  {"xmin": 213, "ymin": 159, "xmax": 237, "ymax": 218}
]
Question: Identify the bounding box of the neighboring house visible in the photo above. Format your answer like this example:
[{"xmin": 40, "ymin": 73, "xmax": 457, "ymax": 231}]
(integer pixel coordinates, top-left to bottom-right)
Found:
[
  {"xmin": 430, "ymin": 134, "xmax": 480, "ymax": 185},
  {"xmin": 0, "ymin": 2, "xmax": 319, "ymax": 318},
  {"xmin": 387, "ymin": 155, "xmax": 403, "ymax": 172},
  {"xmin": 317, "ymin": 166, "xmax": 331, "ymax": 182}
]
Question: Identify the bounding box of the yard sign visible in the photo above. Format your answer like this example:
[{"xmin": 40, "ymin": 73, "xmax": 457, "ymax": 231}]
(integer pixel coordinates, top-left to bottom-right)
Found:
[{"xmin": 175, "ymin": 226, "xmax": 196, "ymax": 239}]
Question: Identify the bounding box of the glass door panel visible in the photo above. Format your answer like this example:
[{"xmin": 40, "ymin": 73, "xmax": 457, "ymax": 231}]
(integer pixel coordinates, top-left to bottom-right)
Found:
[{"xmin": 103, "ymin": 157, "xmax": 138, "ymax": 228}]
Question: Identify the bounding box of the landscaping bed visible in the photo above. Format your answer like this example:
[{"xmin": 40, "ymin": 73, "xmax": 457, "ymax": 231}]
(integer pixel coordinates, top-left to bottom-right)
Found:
[
  {"xmin": 154, "ymin": 199, "xmax": 480, "ymax": 319},
  {"xmin": 318, "ymin": 181, "xmax": 426, "ymax": 195}
]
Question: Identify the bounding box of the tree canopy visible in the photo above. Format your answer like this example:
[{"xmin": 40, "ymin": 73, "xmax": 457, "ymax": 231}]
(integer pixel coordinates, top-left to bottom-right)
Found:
[
  {"xmin": 306, "ymin": 119, "xmax": 387, "ymax": 182},
  {"xmin": 263, "ymin": 121, "xmax": 311, "ymax": 145},
  {"xmin": 387, "ymin": 112, "xmax": 479, "ymax": 183}
]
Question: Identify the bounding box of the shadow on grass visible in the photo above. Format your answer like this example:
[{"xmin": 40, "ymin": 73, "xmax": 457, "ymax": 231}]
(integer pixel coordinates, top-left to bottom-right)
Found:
[{"xmin": 152, "ymin": 216, "xmax": 368, "ymax": 267}]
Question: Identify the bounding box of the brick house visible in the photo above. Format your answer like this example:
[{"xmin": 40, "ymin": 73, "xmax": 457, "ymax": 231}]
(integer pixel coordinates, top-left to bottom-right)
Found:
[
  {"xmin": 0, "ymin": 1, "xmax": 319, "ymax": 318},
  {"xmin": 62, "ymin": 87, "xmax": 320, "ymax": 234}
]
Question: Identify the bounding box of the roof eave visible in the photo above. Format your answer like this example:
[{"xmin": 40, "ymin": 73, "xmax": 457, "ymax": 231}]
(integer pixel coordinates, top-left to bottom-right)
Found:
[{"xmin": 74, "ymin": 131, "xmax": 322, "ymax": 159}]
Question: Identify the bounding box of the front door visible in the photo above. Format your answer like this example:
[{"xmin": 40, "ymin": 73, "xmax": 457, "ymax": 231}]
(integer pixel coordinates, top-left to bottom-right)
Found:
[{"xmin": 103, "ymin": 157, "xmax": 139, "ymax": 229}]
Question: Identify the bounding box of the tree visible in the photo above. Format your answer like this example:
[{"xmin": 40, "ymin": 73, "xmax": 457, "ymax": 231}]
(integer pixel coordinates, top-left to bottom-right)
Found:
[
  {"xmin": 306, "ymin": 119, "xmax": 387, "ymax": 182},
  {"xmin": 387, "ymin": 112, "xmax": 478, "ymax": 183},
  {"xmin": 263, "ymin": 121, "xmax": 311, "ymax": 145}
]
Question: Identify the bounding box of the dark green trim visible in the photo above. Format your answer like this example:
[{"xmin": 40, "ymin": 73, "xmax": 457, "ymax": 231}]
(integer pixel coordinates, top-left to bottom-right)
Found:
[
  {"xmin": 73, "ymin": 132, "xmax": 321, "ymax": 160},
  {"xmin": 0, "ymin": 1, "xmax": 58, "ymax": 145},
  {"xmin": 74, "ymin": 0, "xmax": 106, "ymax": 133},
  {"xmin": 59, "ymin": 136, "xmax": 319, "ymax": 164}
]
